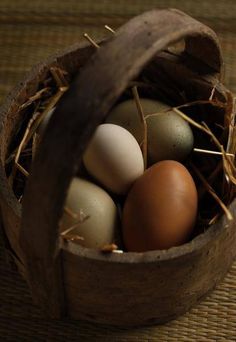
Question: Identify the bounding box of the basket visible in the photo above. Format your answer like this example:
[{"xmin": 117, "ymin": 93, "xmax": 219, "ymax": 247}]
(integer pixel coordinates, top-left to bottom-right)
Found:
[{"xmin": 0, "ymin": 8, "xmax": 235, "ymax": 326}]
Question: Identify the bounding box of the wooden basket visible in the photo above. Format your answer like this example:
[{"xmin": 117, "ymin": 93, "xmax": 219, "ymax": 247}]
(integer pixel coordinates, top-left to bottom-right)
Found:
[{"xmin": 0, "ymin": 8, "xmax": 235, "ymax": 326}]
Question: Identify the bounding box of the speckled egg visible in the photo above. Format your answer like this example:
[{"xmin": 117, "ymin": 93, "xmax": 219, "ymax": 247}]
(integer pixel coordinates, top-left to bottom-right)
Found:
[{"xmin": 106, "ymin": 98, "xmax": 168, "ymax": 143}]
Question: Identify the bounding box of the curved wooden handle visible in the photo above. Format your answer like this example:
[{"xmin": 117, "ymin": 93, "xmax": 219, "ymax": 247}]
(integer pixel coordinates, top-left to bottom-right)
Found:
[{"xmin": 20, "ymin": 8, "xmax": 222, "ymax": 316}]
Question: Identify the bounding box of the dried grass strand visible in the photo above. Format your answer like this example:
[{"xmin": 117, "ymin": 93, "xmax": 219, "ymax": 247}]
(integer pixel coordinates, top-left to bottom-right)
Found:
[
  {"xmin": 83, "ymin": 33, "xmax": 100, "ymax": 48},
  {"xmin": 15, "ymin": 163, "xmax": 29, "ymax": 177},
  {"xmin": 101, "ymin": 243, "xmax": 118, "ymax": 253},
  {"xmin": 63, "ymin": 207, "xmax": 90, "ymax": 223},
  {"xmin": 50, "ymin": 67, "xmax": 69, "ymax": 88},
  {"xmin": 8, "ymin": 88, "xmax": 67, "ymax": 166},
  {"xmin": 29, "ymin": 87, "xmax": 68, "ymax": 140},
  {"xmin": 173, "ymin": 108, "xmax": 236, "ymax": 187},
  {"xmin": 15, "ymin": 112, "xmax": 41, "ymax": 165},
  {"xmin": 104, "ymin": 25, "xmax": 115, "ymax": 34},
  {"xmin": 20, "ymin": 87, "xmax": 50, "ymax": 110},
  {"xmin": 193, "ymin": 148, "xmax": 234, "ymax": 157},
  {"xmin": 198, "ymin": 161, "xmax": 223, "ymax": 200},
  {"xmin": 202, "ymin": 122, "xmax": 236, "ymax": 186},
  {"xmin": 191, "ymin": 163, "xmax": 233, "ymax": 221},
  {"xmin": 209, "ymin": 83, "xmax": 218, "ymax": 101},
  {"xmin": 176, "ymin": 99, "xmax": 226, "ymax": 110},
  {"xmin": 132, "ymin": 86, "xmax": 147, "ymax": 168},
  {"xmin": 60, "ymin": 207, "xmax": 90, "ymax": 243},
  {"xmin": 226, "ymin": 96, "xmax": 236, "ymax": 154},
  {"xmin": 60, "ymin": 225, "xmax": 85, "ymax": 242}
]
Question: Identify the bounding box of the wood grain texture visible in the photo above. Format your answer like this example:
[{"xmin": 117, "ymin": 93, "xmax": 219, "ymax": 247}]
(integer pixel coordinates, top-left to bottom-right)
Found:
[{"xmin": 1, "ymin": 222, "xmax": 236, "ymax": 340}]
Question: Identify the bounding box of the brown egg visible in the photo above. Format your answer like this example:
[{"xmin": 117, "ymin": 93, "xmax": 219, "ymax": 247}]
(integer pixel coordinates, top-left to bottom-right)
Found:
[{"xmin": 122, "ymin": 160, "xmax": 198, "ymax": 252}]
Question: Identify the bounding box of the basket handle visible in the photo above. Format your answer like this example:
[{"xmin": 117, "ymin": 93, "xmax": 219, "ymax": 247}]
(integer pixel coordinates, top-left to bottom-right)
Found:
[{"xmin": 20, "ymin": 8, "xmax": 223, "ymax": 317}]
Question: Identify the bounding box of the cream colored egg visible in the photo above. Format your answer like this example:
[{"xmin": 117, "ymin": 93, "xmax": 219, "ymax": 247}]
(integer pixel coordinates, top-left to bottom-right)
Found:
[
  {"xmin": 83, "ymin": 124, "xmax": 144, "ymax": 195},
  {"xmin": 61, "ymin": 177, "xmax": 118, "ymax": 249}
]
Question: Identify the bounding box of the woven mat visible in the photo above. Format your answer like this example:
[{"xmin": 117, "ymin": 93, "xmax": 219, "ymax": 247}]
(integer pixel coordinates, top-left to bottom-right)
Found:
[{"xmin": 1, "ymin": 1, "xmax": 236, "ymax": 341}]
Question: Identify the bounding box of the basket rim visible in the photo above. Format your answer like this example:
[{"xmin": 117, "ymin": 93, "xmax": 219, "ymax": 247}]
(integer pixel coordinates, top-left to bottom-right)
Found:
[{"xmin": 61, "ymin": 200, "xmax": 234, "ymax": 263}]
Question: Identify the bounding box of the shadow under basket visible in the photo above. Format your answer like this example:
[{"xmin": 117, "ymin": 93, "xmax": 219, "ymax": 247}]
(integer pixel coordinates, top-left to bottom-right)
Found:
[{"xmin": 0, "ymin": 8, "xmax": 236, "ymax": 326}]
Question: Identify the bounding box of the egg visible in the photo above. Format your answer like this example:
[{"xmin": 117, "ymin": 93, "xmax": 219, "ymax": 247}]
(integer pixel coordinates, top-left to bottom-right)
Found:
[
  {"xmin": 105, "ymin": 98, "xmax": 194, "ymax": 164},
  {"xmin": 60, "ymin": 177, "xmax": 119, "ymax": 249},
  {"xmin": 122, "ymin": 160, "xmax": 198, "ymax": 251},
  {"xmin": 147, "ymin": 111, "xmax": 194, "ymax": 164},
  {"xmin": 106, "ymin": 98, "xmax": 168, "ymax": 143},
  {"xmin": 83, "ymin": 124, "xmax": 144, "ymax": 195}
]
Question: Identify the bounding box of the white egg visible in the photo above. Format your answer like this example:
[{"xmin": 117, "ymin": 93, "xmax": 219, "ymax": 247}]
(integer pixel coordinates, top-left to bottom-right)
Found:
[
  {"xmin": 60, "ymin": 177, "xmax": 118, "ymax": 249},
  {"xmin": 83, "ymin": 124, "xmax": 144, "ymax": 195}
]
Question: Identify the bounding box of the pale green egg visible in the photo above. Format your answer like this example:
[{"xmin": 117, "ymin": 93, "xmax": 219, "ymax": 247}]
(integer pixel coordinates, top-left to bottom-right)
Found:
[
  {"xmin": 146, "ymin": 111, "xmax": 194, "ymax": 164},
  {"xmin": 61, "ymin": 177, "xmax": 119, "ymax": 249},
  {"xmin": 106, "ymin": 98, "xmax": 168, "ymax": 144}
]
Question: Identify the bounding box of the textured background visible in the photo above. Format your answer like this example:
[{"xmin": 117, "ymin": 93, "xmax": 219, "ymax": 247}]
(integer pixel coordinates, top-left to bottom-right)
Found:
[{"xmin": 1, "ymin": 0, "xmax": 236, "ymax": 341}]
